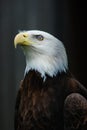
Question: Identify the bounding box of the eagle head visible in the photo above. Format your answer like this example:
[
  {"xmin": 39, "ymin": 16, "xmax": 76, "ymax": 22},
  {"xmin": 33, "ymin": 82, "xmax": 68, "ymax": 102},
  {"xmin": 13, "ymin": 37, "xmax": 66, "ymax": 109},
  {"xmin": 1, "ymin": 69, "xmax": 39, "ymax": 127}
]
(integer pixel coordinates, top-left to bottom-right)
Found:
[{"xmin": 14, "ymin": 30, "xmax": 68, "ymax": 79}]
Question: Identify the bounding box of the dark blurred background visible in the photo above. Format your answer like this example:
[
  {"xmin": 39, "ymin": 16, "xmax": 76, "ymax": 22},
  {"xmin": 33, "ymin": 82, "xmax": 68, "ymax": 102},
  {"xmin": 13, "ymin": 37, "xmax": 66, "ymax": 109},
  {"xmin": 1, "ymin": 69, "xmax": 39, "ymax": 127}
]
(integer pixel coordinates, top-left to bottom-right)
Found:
[{"xmin": 0, "ymin": 0, "xmax": 86, "ymax": 130}]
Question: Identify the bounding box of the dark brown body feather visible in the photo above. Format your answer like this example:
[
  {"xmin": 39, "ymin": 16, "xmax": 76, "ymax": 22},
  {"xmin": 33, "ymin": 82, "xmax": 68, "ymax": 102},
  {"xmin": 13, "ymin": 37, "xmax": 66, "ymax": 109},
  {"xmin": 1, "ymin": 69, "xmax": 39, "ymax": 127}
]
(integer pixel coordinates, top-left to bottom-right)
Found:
[{"xmin": 15, "ymin": 70, "xmax": 87, "ymax": 130}]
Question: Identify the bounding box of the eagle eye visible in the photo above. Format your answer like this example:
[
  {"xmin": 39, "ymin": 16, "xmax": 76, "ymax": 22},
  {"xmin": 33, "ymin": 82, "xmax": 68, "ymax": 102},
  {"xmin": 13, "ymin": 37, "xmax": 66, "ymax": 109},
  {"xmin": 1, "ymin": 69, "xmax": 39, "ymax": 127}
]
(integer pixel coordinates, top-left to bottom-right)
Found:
[{"xmin": 36, "ymin": 35, "xmax": 44, "ymax": 41}]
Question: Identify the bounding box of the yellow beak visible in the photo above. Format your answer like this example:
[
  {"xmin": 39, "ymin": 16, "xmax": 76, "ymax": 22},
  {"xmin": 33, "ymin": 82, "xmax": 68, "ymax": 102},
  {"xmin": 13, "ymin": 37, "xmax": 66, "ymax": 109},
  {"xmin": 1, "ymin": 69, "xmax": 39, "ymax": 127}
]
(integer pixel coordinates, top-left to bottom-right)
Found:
[{"xmin": 14, "ymin": 32, "xmax": 30, "ymax": 48}]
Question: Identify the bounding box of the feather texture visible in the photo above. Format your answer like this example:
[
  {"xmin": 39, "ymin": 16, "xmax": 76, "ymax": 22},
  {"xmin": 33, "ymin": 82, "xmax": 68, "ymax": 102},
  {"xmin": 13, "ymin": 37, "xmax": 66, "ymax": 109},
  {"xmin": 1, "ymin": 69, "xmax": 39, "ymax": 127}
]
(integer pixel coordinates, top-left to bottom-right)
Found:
[{"xmin": 15, "ymin": 70, "xmax": 87, "ymax": 130}]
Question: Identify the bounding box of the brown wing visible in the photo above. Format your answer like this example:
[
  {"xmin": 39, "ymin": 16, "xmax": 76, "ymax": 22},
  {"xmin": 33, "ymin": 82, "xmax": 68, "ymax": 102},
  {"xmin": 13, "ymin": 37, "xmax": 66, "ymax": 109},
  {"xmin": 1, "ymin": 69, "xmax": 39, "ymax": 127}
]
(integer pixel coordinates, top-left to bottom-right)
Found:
[
  {"xmin": 14, "ymin": 71, "xmax": 87, "ymax": 130},
  {"xmin": 65, "ymin": 76, "xmax": 87, "ymax": 99},
  {"xmin": 64, "ymin": 78, "xmax": 87, "ymax": 130}
]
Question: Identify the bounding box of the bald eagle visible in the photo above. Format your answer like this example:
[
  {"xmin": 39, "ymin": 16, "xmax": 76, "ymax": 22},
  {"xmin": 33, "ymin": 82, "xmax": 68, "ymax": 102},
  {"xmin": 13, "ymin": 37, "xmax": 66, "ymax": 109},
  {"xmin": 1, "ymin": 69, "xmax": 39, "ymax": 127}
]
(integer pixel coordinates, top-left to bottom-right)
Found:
[{"xmin": 14, "ymin": 30, "xmax": 87, "ymax": 130}]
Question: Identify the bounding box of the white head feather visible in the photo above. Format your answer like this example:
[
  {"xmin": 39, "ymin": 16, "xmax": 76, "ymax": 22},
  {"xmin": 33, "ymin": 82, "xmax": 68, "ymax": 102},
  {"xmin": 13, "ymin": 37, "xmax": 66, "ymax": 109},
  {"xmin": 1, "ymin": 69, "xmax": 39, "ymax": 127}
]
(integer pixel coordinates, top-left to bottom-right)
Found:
[{"xmin": 15, "ymin": 30, "xmax": 68, "ymax": 80}]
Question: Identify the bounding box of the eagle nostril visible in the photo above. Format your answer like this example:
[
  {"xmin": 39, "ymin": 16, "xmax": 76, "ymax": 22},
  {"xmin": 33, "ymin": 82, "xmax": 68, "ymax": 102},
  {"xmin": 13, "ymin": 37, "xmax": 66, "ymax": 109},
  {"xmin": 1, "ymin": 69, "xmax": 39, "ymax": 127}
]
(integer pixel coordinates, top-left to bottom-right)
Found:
[{"xmin": 23, "ymin": 34, "xmax": 27, "ymax": 38}]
